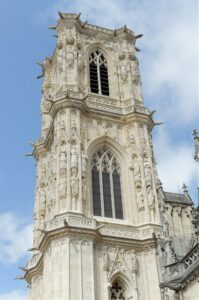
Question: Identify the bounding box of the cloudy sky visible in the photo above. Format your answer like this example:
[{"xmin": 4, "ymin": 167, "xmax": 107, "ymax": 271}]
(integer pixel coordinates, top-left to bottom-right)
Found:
[{"xmin": 0, "ymin": 0, "xmax": 198, "ymax": 298}]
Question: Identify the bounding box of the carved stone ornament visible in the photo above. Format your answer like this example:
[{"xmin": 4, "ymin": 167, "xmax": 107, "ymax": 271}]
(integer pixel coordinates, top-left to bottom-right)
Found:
[
  {"xmin": 136, "ymin": 187, "xmax": 144, "ymax": 211},
  {"xmin": 131, "ymin": 251, "xmax": 138, "ymax": 273},
  {"xmin": 71, "ymin": 144, "xmax": 78, "ymax": 170},
  {"xmin": 133, "ymin": 162, "xmax": 142, "ymax": 188},
  {"xmin": 147, "ymin": 186, "xmax": 155, "ymax": 210},
  {"xmin": 71, "ymin": 169, "xmax": 79, "ymax": 210},
  {"xmin": 144, "ymin": 162, "xmax": 152, "ymax": 187},
  {"xmin": 120, "ymin": 64, "xmax": 128, "ymax": 81},
  {"xmin": 66, "ymin": 52, "xmax": 74, "ymax": 67}
]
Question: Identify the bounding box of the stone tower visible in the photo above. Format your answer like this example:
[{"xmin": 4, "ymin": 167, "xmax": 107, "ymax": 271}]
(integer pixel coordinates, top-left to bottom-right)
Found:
[{"xmin": 24, "ymin": 13, "xmax": 173, "ymax": 300}]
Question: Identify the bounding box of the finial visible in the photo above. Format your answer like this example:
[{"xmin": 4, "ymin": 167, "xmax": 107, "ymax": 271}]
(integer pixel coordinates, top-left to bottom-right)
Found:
[
  {"xmin": 182, "ymin": 183, "xmax": 188, "ymax": 194},
  {"xmin": 123, "ymin": 25, "xmax": 127, "ymax": 33},
  {"xmin": 193, "ymin": 129, "xmax": 198, "ymax": 139}
]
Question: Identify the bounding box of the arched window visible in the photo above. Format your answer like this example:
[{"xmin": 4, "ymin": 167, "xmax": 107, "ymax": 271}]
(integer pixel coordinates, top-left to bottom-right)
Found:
[
  {"xmin": 89, "ymin": 50, "xmax": 109, "ymax": 96},
  {"xmin": 91, "ymin": 147, "xmax": 123, "ymax": 219},
  {"xmin": 110, "ymin": 280, "xmax": 126, "ymax": 300}
]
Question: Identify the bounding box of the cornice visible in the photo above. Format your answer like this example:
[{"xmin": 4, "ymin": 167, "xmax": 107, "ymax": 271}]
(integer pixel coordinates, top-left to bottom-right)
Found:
[
  {"xmin": 24, "ymin": 214, "xmax": 162, "ymax": 282},
  {"xmin": 32, "ymin": 92, "xmax": 155, "ymax": 159}
]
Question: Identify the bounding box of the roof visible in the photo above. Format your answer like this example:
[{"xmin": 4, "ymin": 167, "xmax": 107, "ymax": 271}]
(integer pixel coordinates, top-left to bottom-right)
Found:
[{"xmin": 164, "ymin": 192, "xmax": 193, "ymax": 206}]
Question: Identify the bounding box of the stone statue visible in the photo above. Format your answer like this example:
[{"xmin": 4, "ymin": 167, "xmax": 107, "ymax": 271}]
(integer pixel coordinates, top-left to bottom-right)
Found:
[
  {"xmin": 81, "ymin": 152, "xmax": 87, "ymax": 177},
  {"xmin": 131, "ymin": 251, "xmax": 138, "ymax": 272},
  {"xmin": 71, "ymin": 171, "xmax": 79, "ymax": 210},
  {"xmin": 59, "ymin": 151, "xmax": 67, "ymax": 169},
  {"xmin": 134, "ymin": 162, "xmax": 142, "ymax": 188},
  {"xmin": 120, "ymin": 64, "xmax": 128, "ymax": 81},
  {"xmin": 71, "ymin": 144, "xmax": 78, "ymax": 170},
  {"xmin": 144, "ymin": 162, "xmax": 152, "ymax": 187},
  {"xmin": 59, "ymin": 178, "xmax": 66, "ymax": 199},
  {"xmin": 163, "ymin": 220, "xmax": 169, "ymax": 238},
  {"xmin": 103, "ymin": 252, "xmax": 109, "ymax": 271},
  {"xmin": 39, "ymin": 189, "xmax": 46, "ymax": 219},
  {"xmin": 147, "ymin": 186, "xmax": 155, "ymax": 210},
  {"xmin": 136, "ymin": 188, "xmax": 144, "ymax": 211},
  {"xmin": 66, "ymin": 52, "xmax": 74, "ymax": 67}
]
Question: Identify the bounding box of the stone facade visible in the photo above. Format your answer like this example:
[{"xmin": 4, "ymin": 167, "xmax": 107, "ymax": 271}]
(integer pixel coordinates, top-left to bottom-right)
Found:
[{"xmin": 23, "ymin": 13, "xmax": 199, "ymax": 300}]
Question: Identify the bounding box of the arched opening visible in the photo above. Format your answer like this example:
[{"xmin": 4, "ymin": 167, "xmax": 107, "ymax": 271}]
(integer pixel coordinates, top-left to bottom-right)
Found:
[
  {"xmin": 91, "ymin": 146, "xmax": 123, "ymax": 219},
  {"xmin": 110, "ymin": 280, "xmax": 126, "ymax": 300},
  {"xmin": 89, "ymin": 50, "xmax": 109, "ymax": 96}
]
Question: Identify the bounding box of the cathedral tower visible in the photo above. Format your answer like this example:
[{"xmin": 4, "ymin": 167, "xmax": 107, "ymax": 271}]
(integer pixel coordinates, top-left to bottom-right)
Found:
[{"xmin": 25, "ymin": 13, "xmax": 165, "ymax": 300}]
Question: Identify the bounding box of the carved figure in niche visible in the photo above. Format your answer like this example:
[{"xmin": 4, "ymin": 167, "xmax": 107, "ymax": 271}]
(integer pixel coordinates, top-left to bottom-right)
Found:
[
  {"xmin": 66, "ymin": 52, "xmax": 74, "ymax": 67},
  {"xmin": 120, "ymin": 64, "xmax": 128, "ymax": 81},
  {"xmin": 131, "ymin": 251, "xmax": 138, "ymax": 272},
  {"xmin": 133, "ymin": 162, "xmax": 142, "ymax": 188},
  {"xmin": 144, "ymin": 162, "xmax": 152, "ymax": 187},
  {"xmin": 71, "ymin": 170, "xmax": 79, "ymax": 210},
  {"xmin": 39, "ymin": 189, "xmax": 46, "ymax": 219},
  {"xmin": 81, "ymin": 151, "xmax": 87, "ymax": 178},
  {"xmin": 59, "ymin": 151, "xmax": 67, "ymax": 170},
  {"xmin": 40, "ymin": 164, "xmax": 47, "ymax": 188},
  {"xmin": 77, "ymin": 51, "xmax": 84, "ymax": 71},
  {"xmin": 103, "ymin": 252, "xmax": 109, "ymax": 271},
  {"xmin": 59, "ymin": 178, "xmax": 66, "ymax": 199},
  {"xmin": 163, "ymin": 220, "xmax": 169, "ymax": 238},
  {"xmin": 71, "ymin": 144, "xmax": 78, "ymax": 170},
  {"xmin": 82, "ymin": 177, "xmax": 87, "ymax": 202},
  {"xmin": 136, "ymin": 187, "xmax": 144, "ymax": 211},
  {"xmin": 147, "ymin": 186, "xmax": 155, "ymax": 210}
]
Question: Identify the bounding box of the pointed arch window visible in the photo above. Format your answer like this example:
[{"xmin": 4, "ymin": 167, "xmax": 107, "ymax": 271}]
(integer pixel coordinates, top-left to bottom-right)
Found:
[
  {"xmin": 91, "ymin": 147, "xmax": 123, "ymax": 219},
  {"xmin": 110, "ymin": 280, "xmax": 126, "ymax": 300},
  {"xmin": 89, "ymin": 50, "xmax": 109, "ymax": 96}
]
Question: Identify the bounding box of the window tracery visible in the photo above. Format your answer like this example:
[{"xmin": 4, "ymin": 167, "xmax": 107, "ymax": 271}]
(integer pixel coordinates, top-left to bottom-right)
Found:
[
  {"xmin": 110, "ymin": 281, "xmax": 126, "ymax": 300},
  {"xmin": 89, "ymin": 50, "xmax": 109, "ymax": 96},
  {"xmin": 91, "ymin": 147, "xmax": 123, "ymax": 219}
]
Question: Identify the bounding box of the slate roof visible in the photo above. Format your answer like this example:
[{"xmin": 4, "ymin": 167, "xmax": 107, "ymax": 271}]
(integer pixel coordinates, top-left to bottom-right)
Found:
[{"xmin": 164, "ymin": 192, "xmax": 193, "ymax": 205}]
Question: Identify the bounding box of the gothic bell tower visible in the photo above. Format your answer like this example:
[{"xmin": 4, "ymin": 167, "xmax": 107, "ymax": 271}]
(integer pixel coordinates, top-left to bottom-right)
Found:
[{"xmin": 25, "ymin": 13, "xmax": 164, "ymax": 300}]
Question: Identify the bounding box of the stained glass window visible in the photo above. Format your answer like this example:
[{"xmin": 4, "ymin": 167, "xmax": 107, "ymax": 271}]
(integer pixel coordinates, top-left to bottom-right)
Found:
[{"xmin": 91, "ymin": 147, "xmax": 123, "ymax": 219}]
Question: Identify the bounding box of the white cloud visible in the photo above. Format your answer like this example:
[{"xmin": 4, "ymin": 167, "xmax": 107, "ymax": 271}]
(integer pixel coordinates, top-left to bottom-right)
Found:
[
  {"xmin": 0, "ymin": 290, "xmax": 27, "ymax": 300},
  {"xmin": 154, "ymin": 127, "xmax": 198, "ymax": 194},
  {"xmin": 0, "ymin": 212, "xmax": 32, "ymax": 264}
]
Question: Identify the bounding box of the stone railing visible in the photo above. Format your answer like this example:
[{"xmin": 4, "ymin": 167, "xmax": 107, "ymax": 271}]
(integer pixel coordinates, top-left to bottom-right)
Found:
[{"xmin": 164, "ymin": 243, "xmax": 199, "ymax": 283}]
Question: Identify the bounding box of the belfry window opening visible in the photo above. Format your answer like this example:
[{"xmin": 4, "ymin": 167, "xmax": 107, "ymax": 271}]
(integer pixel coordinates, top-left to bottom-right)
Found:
[
  {"xmin": 91, "ymin": 147, "xmax": 123, "ymax": 219},
  {"xmin": 89, "ymin": 50, "xmax": 109, "ymax": 96}
]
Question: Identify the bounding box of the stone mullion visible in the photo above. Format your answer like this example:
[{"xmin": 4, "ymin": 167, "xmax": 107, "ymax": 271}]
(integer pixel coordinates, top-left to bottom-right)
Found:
[
  {"xmin": 110, "ymin": 168, "xmax": 116, "ymax": 219},
  {"xmin": 97, "ymin": 57, "xmax": 102, "ymax": 95},
  {"xmin": 99, "ymin": 162, "xmax": 105, "ymax": 217}
]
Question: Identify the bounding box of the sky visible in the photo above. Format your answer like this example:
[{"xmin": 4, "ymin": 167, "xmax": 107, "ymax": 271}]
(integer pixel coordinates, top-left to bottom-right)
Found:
[{"xmin": 0, "ymin": 0, "xmax": 198, "ymax": 298}]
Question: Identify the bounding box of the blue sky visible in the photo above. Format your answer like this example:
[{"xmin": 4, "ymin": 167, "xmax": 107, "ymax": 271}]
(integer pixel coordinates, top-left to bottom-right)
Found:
[{"xmin": 0, "ymin": 0, "xmax": 198, "ymax": 299}]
